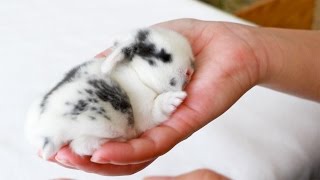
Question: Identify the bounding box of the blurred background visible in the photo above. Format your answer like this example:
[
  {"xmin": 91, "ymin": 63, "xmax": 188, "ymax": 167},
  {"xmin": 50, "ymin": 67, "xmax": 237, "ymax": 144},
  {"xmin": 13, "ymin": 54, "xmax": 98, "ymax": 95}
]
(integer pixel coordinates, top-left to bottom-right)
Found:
[{"xmin": 200, "ymin": 0, "xmax": 320, "ymax": 29}]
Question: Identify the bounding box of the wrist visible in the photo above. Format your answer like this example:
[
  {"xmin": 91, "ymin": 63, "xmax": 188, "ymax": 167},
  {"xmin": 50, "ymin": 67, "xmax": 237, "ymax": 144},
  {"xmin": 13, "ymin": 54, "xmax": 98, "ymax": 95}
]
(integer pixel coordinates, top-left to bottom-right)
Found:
[
  {"xmin": 220, "ymin": 23, "xmax": 271, "ymax": 88},
  {"xmin": 252, "ymin": 27, "xmax": 286, "ymax": 85}
]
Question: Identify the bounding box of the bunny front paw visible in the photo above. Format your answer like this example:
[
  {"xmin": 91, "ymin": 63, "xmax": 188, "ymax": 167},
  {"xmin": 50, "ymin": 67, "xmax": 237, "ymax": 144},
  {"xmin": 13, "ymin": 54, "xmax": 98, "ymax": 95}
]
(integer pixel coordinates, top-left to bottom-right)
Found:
[
  {"xmin": 152, "ymin": 91, "xmax": 187, "ymax": 123},
  {"xmin": 161, "ymin": 91, "xmax": 187, "ymax": 114}
]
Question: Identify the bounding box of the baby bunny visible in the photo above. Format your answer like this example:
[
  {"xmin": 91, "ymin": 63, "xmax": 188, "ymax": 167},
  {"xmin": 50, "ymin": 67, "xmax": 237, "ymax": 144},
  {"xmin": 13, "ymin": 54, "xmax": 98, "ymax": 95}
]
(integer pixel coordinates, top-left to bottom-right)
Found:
[{"xmin": 25, "ymin": 28, "xmax": 195, "ymax": 160}]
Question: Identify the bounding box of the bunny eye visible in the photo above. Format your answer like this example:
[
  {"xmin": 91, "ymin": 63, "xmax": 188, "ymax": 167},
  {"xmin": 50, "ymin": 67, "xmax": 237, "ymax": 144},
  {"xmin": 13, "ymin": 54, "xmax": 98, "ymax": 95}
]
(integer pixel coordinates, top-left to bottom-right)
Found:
[
  {"xmin": 170, "ymin": 78, "xmax": 177, "ymax": 87},
  {"xmin": 145, "ymin": 58, "xmax": 156, "ymax": 66}
]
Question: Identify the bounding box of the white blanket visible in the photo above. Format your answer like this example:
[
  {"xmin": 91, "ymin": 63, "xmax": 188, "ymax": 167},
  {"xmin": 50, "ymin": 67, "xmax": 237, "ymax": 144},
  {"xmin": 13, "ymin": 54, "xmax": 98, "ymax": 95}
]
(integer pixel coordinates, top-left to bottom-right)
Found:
[{"xmin": 1, "ymin": 0, "xmax": 319, "ymax": 179}]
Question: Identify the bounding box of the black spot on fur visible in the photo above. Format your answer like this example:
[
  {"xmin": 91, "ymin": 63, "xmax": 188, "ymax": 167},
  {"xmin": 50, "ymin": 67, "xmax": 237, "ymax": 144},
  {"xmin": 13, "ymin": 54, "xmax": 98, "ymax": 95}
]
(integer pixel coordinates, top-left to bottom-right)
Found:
[
  {"xmin": 104, "ymin": 115, "xmax": 111, "ymax": 120},
  {"xmin": 76, "ymin": 100, "xmax": 88, "ymax": 111},
  {"xmin": 121, "ymin": 30, "xmax": 172, "ymax": 64},
  {"xmin": 85, "ymin": 89, "xmax": 93, "ymax": 95},
  {"xmin": 89, "ymin": 116, "xmax": 96, "ymax": 120},
  {"xmin": 88, "ymin": 79, "xmax": 134, "ymax": 126},
  {"xmin": 99, "ymin": 107, "xmax": 106, "ymax": 113},
  {"xmin": 91, "ymin": 107, "xmax": 97, "ymax": 111},
  {"xmin": 87, "ymin": 98, "xmax": 98, "ymax": 103},
  {"xmin": 71, "ymin": 100, "xmax": 88, "ymax": 116},
  {"xmin": 40, "ymin": 61, "xmax": 91, "ymax": 113},
  {"xmin": 137, "ymin": 29, "xmax": 149, "ymax": 41},
  {"xmin": 42, "ymin": 137, "xmax": 50, "ymax": 149},
  {"xmin": 170, "ymin": 78, "xmax": 177, "ymax": 86},
  {"xmin": 122, "ymin": 42, "xmax": 156, "ymax": 61},
  {"xmin": 136, "ymin": 43, "xmax": 156, "ymax": 58},
  {"xmin": 122, "ymin": 47, "xmax": 135, "ymax": 60},
  {"xmin": 156, "ymin": 48, "xmax": 172, "ymax": 63}
]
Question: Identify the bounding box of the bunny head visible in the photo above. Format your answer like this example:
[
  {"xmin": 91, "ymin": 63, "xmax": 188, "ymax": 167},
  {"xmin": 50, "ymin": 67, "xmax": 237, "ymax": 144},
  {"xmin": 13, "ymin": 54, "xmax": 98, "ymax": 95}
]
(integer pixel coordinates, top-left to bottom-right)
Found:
[{"xmin": 101, "ymin": 28, "xmax": 195, "ymax": 94}]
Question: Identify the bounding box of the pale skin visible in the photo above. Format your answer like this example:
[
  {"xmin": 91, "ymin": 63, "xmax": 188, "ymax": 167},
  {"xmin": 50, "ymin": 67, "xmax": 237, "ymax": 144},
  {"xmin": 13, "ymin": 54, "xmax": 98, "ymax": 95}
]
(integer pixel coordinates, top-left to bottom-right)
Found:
[{"xmin": 45, "ymin": 19, "xmax": 320, "ymax": 179}]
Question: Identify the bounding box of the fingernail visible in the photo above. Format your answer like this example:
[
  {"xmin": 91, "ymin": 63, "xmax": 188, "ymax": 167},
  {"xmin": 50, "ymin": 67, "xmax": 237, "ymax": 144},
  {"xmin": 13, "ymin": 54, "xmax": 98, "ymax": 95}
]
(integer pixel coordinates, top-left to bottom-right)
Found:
[
  {"xmin": 144, "ymin": 176, "xmax": 173, "ymax": 180},
  {"xmin": 90, "ymin": 156, "xmax": 109, "ymax": 164},
  {"xmin": 55, "ymin": 156, "xmax": 74, "ymax": 167}
]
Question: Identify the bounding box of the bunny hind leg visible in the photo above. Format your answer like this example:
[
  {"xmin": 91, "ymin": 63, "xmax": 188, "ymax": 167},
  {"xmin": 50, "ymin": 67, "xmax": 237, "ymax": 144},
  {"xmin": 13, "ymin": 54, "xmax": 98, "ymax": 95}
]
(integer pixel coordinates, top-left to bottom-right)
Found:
[
  {"xmin": 70, "ymin": 136, "xmax": 107, "ymax": 156},
  {"xmin": 41, "ymin": 137, "xmax": 64, "ymax": 160}
]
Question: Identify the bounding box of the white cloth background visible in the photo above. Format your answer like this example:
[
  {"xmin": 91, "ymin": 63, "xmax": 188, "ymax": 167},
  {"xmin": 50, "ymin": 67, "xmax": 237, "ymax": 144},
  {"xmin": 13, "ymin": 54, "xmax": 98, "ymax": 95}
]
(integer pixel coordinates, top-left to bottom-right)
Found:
[{"xmin": 0, "ymin": 0, "xmax": 319, "ymax": 179}]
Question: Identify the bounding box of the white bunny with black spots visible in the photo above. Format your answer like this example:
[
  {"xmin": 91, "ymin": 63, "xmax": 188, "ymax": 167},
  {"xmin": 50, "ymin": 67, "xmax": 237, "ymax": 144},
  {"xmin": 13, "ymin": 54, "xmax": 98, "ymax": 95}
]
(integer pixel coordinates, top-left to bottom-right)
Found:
[{"xmin": 25, "ymin": 28, "xmax": 195, "ymax": 160}]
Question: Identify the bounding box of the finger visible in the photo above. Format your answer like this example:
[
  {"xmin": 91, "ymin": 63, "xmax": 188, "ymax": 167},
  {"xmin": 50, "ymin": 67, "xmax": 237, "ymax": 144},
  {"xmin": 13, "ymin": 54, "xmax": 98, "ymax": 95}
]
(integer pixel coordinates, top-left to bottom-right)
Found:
[
  {"xmin": 52, "ymin": 160, "xmax": 78, "ymax": 170},
  {"xmin": 90, "ymin": 125, "xmax": 182, "ymax": 164},
  {"xmin": 175, "ymin": 169, "xmax": 228, "ymax": 180},
  {"xmin": 37, "ymin": 149, "xmax": 77, "ymax": 170},
  {"xmin": 145, "ymin": 169, "xmax": 228, "ymax": 180},
  {"xmin": 55, "ymin": 146, "xmax": 153, "ymax": 176}
]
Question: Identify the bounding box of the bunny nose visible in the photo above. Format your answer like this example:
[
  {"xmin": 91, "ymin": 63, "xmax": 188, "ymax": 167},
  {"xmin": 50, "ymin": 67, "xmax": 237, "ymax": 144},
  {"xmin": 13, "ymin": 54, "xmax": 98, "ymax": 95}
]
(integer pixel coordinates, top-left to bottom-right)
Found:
[
  {"xmin": 183, "ymin": 68, "xmax": 194, "ymax": 89},
  {"xmin": 186, "ymin": 68, "xmax": 194, "ymax": 81}
]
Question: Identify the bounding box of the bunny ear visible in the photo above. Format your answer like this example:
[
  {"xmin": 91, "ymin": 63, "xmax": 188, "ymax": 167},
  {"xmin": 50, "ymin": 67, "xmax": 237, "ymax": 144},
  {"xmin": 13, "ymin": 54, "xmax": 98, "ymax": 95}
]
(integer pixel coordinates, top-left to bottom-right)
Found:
[
  {"xmin": 101, "ymin": 47, "xmax": 125, "ymax": 75},
  {"xmin": 101, "ymin": 38, "xmax": 135, "ymax": 75},
  {"xmin": 100, "ymin": 28, "xmax": 152, "ymax": 75}
]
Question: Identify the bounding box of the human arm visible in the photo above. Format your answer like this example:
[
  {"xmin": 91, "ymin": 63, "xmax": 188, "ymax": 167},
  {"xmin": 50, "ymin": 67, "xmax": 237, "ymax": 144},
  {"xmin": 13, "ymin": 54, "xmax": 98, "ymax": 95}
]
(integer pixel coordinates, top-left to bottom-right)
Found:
[
  {"xmin": 52, "ymin": 19, "xmax": 320, "ymax": 175},
  {"xmin": 253, "ymin": 27, "xmax": 320, "ymax": 101}
]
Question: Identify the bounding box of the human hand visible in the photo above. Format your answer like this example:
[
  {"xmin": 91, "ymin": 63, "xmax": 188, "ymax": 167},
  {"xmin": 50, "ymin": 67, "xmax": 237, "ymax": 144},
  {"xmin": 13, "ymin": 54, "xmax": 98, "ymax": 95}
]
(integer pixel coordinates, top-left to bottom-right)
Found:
[{"xmin": 50, "ymin": 19, "xmax": 268, "ymax": 175}]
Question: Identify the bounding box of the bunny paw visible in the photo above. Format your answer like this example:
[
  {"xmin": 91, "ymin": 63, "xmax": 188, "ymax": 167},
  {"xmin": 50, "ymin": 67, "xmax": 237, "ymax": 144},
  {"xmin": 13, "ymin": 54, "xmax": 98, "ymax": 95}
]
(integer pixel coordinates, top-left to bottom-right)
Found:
[
  {"xmin": 152, "ymin": 91, "xmax": 187, "ymax": 123},
  {"xmin": 161, "ymin": 91, "xmax": 187, "ymax": 114}
]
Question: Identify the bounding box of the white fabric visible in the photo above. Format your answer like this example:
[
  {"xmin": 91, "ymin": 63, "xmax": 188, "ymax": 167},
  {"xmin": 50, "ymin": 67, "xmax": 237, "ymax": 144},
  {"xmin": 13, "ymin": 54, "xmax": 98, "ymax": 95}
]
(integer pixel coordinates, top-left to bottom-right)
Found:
[{"xmin": 0, "ymin": 0, "xmax": 319, "ymax": 179}]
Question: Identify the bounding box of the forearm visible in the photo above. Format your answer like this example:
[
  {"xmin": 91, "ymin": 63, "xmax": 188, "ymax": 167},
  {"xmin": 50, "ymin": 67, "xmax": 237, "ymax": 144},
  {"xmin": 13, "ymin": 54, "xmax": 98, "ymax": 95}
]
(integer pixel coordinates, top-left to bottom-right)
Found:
[{"xmin": 257, "ymin": 27, "xmax": 320, "ymax": 102}]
